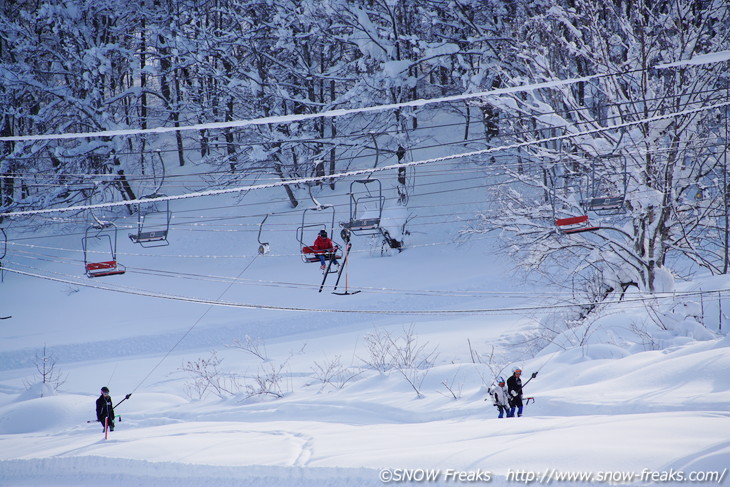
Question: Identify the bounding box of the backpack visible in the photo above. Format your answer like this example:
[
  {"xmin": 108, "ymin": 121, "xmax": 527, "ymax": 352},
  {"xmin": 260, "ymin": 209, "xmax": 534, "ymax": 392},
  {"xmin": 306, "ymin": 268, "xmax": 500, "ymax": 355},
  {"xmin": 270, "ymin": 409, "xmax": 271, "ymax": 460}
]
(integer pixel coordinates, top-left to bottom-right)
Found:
[{"xmin": 486, "ymin": 386, "xmax": 499, "ymax": 406}]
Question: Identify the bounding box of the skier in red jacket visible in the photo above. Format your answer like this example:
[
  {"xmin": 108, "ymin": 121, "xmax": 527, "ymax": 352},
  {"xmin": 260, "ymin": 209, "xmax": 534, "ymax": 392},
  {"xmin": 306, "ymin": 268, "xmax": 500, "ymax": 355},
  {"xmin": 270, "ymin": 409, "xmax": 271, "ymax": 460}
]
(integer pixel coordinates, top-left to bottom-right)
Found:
[{"xmin": 311, "ymin": 230, "xmax": 338, "ymax": 270}]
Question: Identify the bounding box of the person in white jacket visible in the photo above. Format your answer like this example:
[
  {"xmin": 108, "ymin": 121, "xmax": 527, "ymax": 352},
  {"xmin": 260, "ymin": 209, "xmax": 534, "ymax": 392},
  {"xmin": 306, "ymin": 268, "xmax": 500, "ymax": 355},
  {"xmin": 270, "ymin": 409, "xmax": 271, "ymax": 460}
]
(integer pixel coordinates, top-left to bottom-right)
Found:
[{"xmin": 488, "ymin": 377, "xmax": 510, "ymax": 418}]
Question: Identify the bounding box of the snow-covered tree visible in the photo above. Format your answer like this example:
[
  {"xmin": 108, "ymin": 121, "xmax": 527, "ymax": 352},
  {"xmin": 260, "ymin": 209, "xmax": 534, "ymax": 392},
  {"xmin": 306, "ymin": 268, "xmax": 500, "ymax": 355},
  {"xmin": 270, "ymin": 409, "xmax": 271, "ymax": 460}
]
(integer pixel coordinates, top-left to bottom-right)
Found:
[
  {"xmin": 0, "ymin": 0, "xmax": 155, "ymax": 213},
  {"xmin": 470, "ymin": 0, "xmax": 730, "ymax": 294}
]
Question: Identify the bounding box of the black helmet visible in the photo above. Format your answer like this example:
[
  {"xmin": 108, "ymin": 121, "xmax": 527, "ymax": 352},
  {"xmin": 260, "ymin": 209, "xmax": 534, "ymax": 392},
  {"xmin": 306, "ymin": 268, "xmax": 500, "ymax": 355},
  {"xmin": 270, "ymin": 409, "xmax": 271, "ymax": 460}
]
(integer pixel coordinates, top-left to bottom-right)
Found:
[
  {"xmin": 319, "ymin": 230, "xmax": 327, "ymax": 238},
  {"xmin": 101, "ymin": 386, "xmax": 110, "ymax": 393}
]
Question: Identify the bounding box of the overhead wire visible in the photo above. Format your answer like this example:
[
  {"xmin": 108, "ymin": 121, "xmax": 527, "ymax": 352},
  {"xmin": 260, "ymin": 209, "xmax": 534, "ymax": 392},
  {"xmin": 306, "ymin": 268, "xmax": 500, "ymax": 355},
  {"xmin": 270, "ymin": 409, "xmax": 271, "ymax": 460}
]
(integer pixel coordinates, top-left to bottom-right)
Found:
[
  {"xmin": 4, "ymin": 263, "xmax": 730, "ymax": 316},
  {"xmin": 0, "ymin": 67, "xmax": 650, "ymax": 144},
  {"xmin": 8, "ymin": 224, "xmax": 730, "ymax": 302},
  {"xmin": 5, "ymin": 96, "xmax": 729, "ymax": 220},
  {"xmin": 1, "ymin": 81, "xmax": 724, "ymax": 207},
  {"xmin": 3, "ymin": 127, "xmax": 725, "ymax": 236}
]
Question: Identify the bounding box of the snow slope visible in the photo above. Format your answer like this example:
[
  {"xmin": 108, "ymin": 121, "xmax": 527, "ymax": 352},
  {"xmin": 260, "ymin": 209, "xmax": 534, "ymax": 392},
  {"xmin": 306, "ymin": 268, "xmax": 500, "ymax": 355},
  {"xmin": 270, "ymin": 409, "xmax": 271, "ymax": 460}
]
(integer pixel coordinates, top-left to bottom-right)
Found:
[{"xmin": 1, "ymin": 122, "xmax": 729, "ymax": 486}]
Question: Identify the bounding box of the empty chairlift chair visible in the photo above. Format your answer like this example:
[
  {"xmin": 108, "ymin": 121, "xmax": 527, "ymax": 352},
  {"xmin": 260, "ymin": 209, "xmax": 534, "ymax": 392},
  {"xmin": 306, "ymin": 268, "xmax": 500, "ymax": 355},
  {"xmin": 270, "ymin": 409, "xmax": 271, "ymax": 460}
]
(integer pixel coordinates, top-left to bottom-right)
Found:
[
  {"xmin": 128, "ymin": 196, "xmax": 171, "ymax": 247},
  {"xmin": 340, "ymin": 179, "xmax": 385, "ymax": 237},
  {"xmin": 582, "ymin": 195, "xmax": 625, "ymax": 214},
  {"xmin": 581, "ymin": 156, "xmax": 628, "ymax": 216},
  {"xmin": 82, "ymin": 223, "xmax": 126, "ymax": 277}
]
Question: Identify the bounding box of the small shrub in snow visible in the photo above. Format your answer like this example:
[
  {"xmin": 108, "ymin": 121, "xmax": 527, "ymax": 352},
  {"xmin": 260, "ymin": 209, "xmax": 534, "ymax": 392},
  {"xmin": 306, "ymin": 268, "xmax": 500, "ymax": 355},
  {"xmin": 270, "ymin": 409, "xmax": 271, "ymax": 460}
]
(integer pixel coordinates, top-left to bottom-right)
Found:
[
  {"xmin": 439, "ymin": 371, "xmax": 463, "ymax": 400},
  {"xmin": 229, "ymin": 335, "xmax": 269, "ymax": 362},
  {"xmin": 361, "ymin": 328, "xmax": 395, "ymax": 373},
  {"xmin": 310, "ymin": 355, "xmax": 362, "ymax": 392},
  {"xmin": 361, "ymin": 325, "xmax": 438, "ymax": 398},
  {"xmin": 243, "ymin": 361, "xmax": 289, "ymax": 400},
  {"xmin": 180, "ymin": 352, "xmax": 241, "ymax": 400},
  {"xmin": 23, "ymin": 345, "xmax": 66, "ymax": 396}
]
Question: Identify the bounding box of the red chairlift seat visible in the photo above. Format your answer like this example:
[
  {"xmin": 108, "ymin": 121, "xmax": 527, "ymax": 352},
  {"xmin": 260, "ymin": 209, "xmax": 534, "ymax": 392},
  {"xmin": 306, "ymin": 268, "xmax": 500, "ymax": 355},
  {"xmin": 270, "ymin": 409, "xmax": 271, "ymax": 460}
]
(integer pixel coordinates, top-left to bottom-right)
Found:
[
  {"xmin": 85, "ymin": 260, "xmax": 126, "ymax": 278},
  {"xmin": 555, "ymin": 215, "xmax": 600, "ymax": 234},
  {"xmin": 301, "ymin": 245, "xmax": 343, "ymax": 263}
]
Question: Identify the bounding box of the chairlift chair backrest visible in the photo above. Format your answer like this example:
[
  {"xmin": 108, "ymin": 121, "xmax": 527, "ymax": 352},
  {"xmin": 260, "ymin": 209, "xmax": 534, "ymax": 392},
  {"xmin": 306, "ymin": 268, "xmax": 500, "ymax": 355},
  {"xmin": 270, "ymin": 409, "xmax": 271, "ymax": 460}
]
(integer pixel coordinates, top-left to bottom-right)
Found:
[{"xmin": 583, "ymin": 196, "xmax": 625, "ymax": 214}]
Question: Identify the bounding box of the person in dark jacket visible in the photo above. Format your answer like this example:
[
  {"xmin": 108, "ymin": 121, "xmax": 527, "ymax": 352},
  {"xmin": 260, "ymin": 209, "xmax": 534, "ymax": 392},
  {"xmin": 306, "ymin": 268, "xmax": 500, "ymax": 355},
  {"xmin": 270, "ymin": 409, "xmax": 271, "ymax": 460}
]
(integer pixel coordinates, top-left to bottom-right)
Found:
[
  {"xmin": 96, "ymin": 386, "xmax": 115, "ymax": 431},
  {"xmin": 507, "ymin": 366, "xmax": 538, "ymax": 417},
  {"xmin": 506, "ymin": 367, "xmax": 523, "ymax": 417},
  {"xmin": 311, "ymin": 230, "xmax": 338, "ymax": 270}
]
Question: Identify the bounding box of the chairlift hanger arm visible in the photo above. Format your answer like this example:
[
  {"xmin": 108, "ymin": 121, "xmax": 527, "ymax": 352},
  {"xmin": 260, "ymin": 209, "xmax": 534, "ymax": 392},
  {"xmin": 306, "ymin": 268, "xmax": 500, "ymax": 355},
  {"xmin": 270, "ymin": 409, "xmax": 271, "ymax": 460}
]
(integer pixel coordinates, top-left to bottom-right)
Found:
[
  {"xmin": 257, "ymin": 214, "xmax": 270, "ymax": 254},
  {"xmin": 151, "ymin": 151, "xmax": 167, "ymax": 196},
  {"xmin": 0, "ymin": 228, "xmax": 6, "ymax": 260}
]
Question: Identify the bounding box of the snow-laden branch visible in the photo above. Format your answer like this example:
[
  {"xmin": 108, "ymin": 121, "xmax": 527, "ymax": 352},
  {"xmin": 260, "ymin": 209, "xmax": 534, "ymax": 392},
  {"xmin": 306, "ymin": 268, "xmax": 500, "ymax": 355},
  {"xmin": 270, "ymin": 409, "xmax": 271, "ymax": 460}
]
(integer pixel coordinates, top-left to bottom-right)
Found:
[{"xmin": 9, "ymin": 49, "xmax": 728, "ymax": 145}]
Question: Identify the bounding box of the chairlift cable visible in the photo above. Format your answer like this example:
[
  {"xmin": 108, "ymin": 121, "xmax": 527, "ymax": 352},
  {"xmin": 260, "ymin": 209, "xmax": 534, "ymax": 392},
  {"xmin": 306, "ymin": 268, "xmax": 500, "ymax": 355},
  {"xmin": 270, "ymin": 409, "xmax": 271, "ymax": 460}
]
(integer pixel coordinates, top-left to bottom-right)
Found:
[
  {"xmin": 4, "ymin": 134, "xmax": 724, "ymax": 234},
  {"xmin": 4, "ymin": 99, "xmax": 729, "ymax": 219},
  {"xmin": 1, "ymin": 67, "xmax": 652, "ymax": 144},
  {"xmin": 0, "ymin": 253, "xmax": 619, "ymax": 298},
  {"xmin": 4, "ymin": 265, "xmax": 729, "ymax": 316},
  {"xmin": 6, "ymin": 249, "xmax": 724, "ymax": 302}
]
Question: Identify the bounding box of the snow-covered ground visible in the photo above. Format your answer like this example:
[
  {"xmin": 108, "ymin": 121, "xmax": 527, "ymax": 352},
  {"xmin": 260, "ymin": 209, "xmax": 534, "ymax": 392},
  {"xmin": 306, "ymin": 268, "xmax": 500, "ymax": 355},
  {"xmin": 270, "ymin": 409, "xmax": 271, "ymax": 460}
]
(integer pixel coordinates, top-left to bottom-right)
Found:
[{"xmin": 1, "ymin": 125, "xmax": 729, "ymax": 486}]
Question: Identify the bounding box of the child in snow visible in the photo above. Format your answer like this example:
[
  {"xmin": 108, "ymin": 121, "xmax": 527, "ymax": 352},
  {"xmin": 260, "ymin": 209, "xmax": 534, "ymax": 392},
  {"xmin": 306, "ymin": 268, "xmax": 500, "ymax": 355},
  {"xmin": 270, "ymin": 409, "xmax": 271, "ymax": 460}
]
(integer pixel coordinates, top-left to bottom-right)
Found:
[{"xmin": 489, "ymin": 377, "xmax": 510, "ymax": 418}]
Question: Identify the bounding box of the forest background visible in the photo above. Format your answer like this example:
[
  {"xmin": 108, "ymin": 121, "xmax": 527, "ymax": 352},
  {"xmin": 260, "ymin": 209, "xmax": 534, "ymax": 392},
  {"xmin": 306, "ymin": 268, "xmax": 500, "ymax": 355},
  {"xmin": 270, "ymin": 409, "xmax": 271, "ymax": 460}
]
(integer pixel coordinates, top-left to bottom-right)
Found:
[{"xmin": 1, "ymin": 0, "xmax": 729, "ymax": 300}]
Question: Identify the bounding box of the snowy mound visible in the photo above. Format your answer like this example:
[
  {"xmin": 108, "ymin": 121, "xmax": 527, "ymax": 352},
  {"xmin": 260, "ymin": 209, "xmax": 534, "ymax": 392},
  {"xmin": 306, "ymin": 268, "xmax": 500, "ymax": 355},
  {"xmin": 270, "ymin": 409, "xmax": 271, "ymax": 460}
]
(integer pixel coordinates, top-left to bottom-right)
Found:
[{"xmin": 0, "ymin": 394, "xmax": 89, "ymax": 434}]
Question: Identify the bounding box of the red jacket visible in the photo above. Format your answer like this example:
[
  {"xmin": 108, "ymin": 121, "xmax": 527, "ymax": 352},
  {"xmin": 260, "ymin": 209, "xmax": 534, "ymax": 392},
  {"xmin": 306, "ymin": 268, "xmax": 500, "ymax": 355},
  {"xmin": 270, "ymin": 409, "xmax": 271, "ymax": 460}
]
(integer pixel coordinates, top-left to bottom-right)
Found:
[{"xmin": 312, "ymin": 235, "xmax": 335, "ymax": 253}]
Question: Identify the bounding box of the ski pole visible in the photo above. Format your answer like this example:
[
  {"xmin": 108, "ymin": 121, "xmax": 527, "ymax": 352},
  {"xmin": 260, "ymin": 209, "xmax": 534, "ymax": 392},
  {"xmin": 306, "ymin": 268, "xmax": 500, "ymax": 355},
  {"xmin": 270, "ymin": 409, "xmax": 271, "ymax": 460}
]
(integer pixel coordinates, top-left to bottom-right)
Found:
[
  {"xmin": 521, "ymin": 371, "xmax": 539, "ymax": 389},
  {"xmin": 521, "ymin": 354, "xmax": 552, "ymax": 389},
  {"xmin": 113, "ymin": 393, "xmax": 132, "ymax": 409}
]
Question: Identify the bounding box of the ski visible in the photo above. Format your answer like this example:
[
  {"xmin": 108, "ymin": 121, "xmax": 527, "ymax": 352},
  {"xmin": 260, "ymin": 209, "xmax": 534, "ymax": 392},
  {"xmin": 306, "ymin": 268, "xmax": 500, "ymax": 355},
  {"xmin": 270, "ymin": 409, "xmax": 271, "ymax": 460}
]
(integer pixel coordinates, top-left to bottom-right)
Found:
[
  {"xmin": 87, "ymin": 415, "xmax": 121, "ymax": 425},
  {"xmin": 318, "ymin": 255, "xmax": 337, "ymax": 293}
]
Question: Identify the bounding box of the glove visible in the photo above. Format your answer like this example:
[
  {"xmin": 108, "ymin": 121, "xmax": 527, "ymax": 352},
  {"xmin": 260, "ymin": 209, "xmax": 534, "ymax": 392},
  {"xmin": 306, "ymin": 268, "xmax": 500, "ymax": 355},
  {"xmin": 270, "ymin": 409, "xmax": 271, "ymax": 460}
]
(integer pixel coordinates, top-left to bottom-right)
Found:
[
  {"xmin": 510, "ymin": 390, "xmax": 518, "ymax": 397},
  {"xmin": 531, "ymin": 372, "xmax": 538, "ymax": 379}
]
